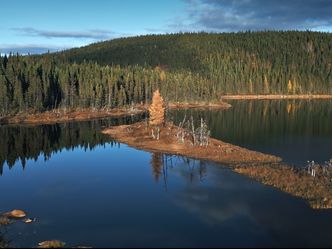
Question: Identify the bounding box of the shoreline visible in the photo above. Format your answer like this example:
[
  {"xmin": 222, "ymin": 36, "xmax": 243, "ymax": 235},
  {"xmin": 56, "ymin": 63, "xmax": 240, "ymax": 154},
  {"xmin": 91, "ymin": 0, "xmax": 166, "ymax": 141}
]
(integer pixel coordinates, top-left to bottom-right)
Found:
[
  {"xmin": 0, "ymin": 102, "xmax": 231, "ymax": 126},
  {"xmin": 0, "ymin": 106, "xmax": 148, "ymax": 126},
  {"xmin": 221, "ymin": 94, "xmax": 332, "ymax": 100},
  {"xmin": 102, "ymin": 122, "xmax": 332, "ymax": 209},
  {"xmin": 168, "ymin": 102, "xmax": 232, "ymax": 109},
  {"xmin": 235, "ymin": 164, "xmax": 332, "ymax": 209},
  {"xmin": 0, "ymin": 94, "xmax": 330, "ymax": 125},
  {"xmin": 102, "ymin": 121, "xmax": 281, "ymax": 166}
]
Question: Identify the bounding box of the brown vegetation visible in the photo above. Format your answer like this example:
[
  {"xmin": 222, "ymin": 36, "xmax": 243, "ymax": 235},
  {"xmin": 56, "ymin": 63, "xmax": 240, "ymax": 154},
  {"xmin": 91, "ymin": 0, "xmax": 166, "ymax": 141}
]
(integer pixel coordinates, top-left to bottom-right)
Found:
[
  {"xmin": 0, "ymin": 105, "xmax": 148, "ymax": 125},
  {"xmin": 221, "ymin": 94, "xmax": 332, "ymax": 100},
  {"xmin": 37, "ymin": 240, "xmax": 66, "ymax": 248},
  {"xmin": 0, "ymin": 101, "xmax": 232, "ymax": 126},
  {"xmin": 102, "ymin": 121, "xmax": 281, "ymax": 165},
  {"xmin": 168, "ymin": 101, "xmax": 232, "ymax": 109},
  {"xmin": 149, "ymin": 89, "xmax": 165, "ymax": 126},
  {"xmin": 235, "ymin": 163, "xmax": 332, "ymax": 209},
  {"xmin": 102, "ymin": 121, "xmax": 332, "ymax": 209}
]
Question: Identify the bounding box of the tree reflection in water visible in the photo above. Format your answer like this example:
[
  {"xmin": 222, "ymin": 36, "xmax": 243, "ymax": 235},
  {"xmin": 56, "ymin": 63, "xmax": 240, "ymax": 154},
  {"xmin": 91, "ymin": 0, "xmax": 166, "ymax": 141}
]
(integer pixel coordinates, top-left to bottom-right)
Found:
[
  {"xmin": 150, "ymin": 153, "xmax": 208, "ymax": 190},
  {"xmin": 169, "ymin": 100, "xmax": 332, "ymax": 166},
  {"xmin": 0, "ymin": 114, "xmax": 145, "ymax": 174}
]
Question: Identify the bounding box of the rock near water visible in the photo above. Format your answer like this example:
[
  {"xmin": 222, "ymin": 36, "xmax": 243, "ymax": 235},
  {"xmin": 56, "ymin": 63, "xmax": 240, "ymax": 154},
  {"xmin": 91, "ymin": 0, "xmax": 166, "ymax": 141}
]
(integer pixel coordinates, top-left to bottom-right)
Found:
[
  {"xmin": 37, "ymin": 240, "xmax": 66, "ymax": 248},
  {"xmin": 3, "ymin": 209, "xmax": 26, "ymax": 219}
]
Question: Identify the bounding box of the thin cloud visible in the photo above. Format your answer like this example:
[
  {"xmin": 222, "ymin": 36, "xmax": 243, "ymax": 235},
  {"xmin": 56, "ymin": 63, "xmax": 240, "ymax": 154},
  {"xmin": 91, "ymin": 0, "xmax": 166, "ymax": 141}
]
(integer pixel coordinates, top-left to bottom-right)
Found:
[
  {"xmin": 0, "ymin": 44, "xmax": 70, "ymax": 55},
  {"xmin": 13, "ymin": 27, "xmax": 116, "ymax": 40},
  {"xmin": 179, "ymin": 0, "xmax": 332, "ymax": 32}
]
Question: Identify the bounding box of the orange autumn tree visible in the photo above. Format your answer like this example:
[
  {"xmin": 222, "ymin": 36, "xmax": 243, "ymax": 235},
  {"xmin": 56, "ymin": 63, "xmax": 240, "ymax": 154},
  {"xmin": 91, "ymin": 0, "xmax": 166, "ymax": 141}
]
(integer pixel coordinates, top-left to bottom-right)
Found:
[
  {"xmin": 149, "ymin": 89, "xmax": 165, "ymax": 139},
  {"xmin": 149, "ymin": 89, "xmax": 165, "ymax": 126}
]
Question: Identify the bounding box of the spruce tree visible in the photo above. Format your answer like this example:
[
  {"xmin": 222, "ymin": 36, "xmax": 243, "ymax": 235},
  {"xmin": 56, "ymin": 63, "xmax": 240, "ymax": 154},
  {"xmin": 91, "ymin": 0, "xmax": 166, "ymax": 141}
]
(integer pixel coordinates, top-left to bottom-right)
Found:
[{"xmin": 149, "ymin": 89, "xmax": 165, "ymax": 126}]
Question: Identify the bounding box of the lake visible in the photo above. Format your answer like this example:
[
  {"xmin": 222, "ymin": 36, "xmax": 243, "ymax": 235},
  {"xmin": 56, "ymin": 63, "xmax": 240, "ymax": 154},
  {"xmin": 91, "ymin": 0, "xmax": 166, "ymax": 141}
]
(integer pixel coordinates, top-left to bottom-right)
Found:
[
  {"xmin": 1, "ymin": 100, "xmax": 332, "ymax": 248},
  {"xmin": 170, "ymin": 99, "xmax": 332, "ymax": 167}
]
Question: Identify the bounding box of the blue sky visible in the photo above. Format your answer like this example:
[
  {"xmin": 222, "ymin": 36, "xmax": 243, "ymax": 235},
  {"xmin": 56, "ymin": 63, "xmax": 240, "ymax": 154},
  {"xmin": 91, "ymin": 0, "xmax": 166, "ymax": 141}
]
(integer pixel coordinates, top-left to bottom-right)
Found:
[
  {"xmin": 1, "ymin": 0, "xmax": 188, "ymax": 54},
  {"xmin": 1, "ymin": 0, "xmax": 332, "ymax": 54}
]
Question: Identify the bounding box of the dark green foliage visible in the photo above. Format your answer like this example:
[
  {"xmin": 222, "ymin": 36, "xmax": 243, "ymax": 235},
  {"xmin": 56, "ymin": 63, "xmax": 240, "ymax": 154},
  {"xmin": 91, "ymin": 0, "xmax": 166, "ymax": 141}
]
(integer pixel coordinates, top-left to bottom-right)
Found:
[
  {"xmin": 54, "ymin": 34, "xmax": 206, "ymax": 72},
  {"xmin": 0, "ymin": 115, "xmax": 144, "ymax": 173},
  {"xmin": 1, "ymin": 31, "xmax": 332, "ymax": 116},
  {"xmin": 0, "ymin": 56, "xmax": 160, "ymax": 115},
  {"xmin": 52, "ymin": 31, "xmax": 332, "ymax": 95}
]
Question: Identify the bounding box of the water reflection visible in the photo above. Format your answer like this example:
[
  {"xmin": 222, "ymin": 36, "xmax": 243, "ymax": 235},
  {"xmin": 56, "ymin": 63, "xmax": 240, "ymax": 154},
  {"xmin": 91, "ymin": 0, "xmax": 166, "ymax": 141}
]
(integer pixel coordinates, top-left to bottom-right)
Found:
[
  {"xmin": 0, "ymin": 131, "xmax": 332, "ymax": 247},
  {"xmin": 0, "ymin": 114, "xmax": 144, "ymax": 174},
  {"xmin": 0, "ymin": 102, "xmax": 332, "ymax": 247},
  {"xmin": 170, "ymin": 164, "xmax": 332, "ymax": 248},
  {"xmin": 150, "ymin": 153, "xmax": 208, "ymax": 187},
  {"xmin": 150, "ymin": 153, "xmax": 163, "ymax": 182},
  {"xmin": 148, "ymin": 153, "xmax": 332, "ymax": 247},
  {"xmin": 149, "ymin": 152, "xmax": 332, "ymax": 209},
  {"xmin": 170, "ymin": 100, "xmax": 332, "ymax": 166}
]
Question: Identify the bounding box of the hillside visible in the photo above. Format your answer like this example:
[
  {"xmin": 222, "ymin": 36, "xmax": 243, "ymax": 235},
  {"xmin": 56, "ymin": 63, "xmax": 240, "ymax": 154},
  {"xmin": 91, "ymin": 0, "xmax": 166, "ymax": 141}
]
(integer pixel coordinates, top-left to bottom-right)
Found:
[
  {"xmin": 54, "ymin": 31, "xmax": 332, "ymax": 94},
  {"xmin": 1, "ymin": 31, "xmax": 332, "ymax": 116}
]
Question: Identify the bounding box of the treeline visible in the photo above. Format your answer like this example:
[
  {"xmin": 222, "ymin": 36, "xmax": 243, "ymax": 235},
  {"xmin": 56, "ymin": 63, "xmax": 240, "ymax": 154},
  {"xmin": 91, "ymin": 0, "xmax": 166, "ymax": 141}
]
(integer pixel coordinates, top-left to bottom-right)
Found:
[
  {"xmin": 0, "ymin": 54, "xmax": 232, "ymax": 116},
  {"xmin": 0, "ymin": 55, "xmax": 156, "ymax": 115},
  {"xmin": 1, "ymin": 31, "xmax": 332, "ymax": 116},
  {"xmin": 53, "ymin": 31, "xmax": 332, "ymax": 94}
]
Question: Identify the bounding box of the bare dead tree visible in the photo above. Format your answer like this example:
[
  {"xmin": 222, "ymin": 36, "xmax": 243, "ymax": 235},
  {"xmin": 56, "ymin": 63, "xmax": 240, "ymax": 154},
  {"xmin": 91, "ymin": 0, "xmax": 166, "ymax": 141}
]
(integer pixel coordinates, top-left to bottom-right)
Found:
[
  {"xmin": 191, "ymin": 116, "xmax": 196, "ymax": 146},
  {"xmin": 176, "ymin": 115, "xmax": 210, "ymax": 146},
  {"xmin": 306, "ymin": 159, "xmax": 332, "ymax": 182},
  {"xmin": 176, "ymin": 114, "xmax": 187, "ymax": 143}
]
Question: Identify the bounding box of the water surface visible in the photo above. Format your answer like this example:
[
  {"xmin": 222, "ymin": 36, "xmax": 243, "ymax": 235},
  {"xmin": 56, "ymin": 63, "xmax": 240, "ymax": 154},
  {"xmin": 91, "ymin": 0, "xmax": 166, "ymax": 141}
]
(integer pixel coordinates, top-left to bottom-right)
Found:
[
  {"xmin": 170, "ymin": 99, "xmax": 332, "ymax": 166},
  {"xmin": 1, "ymin": 100, "xmax": 332, "ymax": 247}
]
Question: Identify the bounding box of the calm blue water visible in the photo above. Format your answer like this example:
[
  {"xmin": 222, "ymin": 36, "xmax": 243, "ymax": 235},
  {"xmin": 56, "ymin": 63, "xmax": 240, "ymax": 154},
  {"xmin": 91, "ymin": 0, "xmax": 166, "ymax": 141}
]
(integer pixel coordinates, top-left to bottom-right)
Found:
[
  {"xmin": 170, "ymin": 100, "xmax": 332, "ymax": 167},
  {"xmin": 1, "ymin": 100, "xmax": 332, "ymax": 248}
]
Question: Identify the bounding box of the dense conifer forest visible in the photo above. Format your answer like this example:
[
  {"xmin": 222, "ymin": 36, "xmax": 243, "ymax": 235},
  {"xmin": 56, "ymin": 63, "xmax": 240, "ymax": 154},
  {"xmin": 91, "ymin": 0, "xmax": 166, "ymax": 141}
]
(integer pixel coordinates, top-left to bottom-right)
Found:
[{"xmin": 1, "ymin": 31, "xmax": 332, "ymax": 116}]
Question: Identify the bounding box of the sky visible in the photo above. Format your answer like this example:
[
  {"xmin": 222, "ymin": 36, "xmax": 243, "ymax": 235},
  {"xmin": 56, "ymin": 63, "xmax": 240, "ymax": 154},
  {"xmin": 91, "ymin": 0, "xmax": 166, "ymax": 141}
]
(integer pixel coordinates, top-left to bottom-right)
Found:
[{"xmin": 1, "ymin": 0, "xmax": 332, "ymax": 54}]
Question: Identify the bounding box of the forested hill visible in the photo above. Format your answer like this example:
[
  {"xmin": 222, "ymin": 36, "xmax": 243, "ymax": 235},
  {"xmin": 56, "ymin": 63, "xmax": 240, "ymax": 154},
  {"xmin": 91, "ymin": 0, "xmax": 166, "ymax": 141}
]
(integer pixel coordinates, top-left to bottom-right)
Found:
[
  {"xmin": 1, "ymin": 31, "xmax": 332, "ymax": 116},
  {"xmin": 52, "ymin": 31, "xmax": 332, "ymax": 93},
  {"xmin": 54, "ymin": 31, "xmax": 332, "ymax": 86},
  {"xmin": 55, "ymin": 31, "xmax": 332, "ymax": 73}
]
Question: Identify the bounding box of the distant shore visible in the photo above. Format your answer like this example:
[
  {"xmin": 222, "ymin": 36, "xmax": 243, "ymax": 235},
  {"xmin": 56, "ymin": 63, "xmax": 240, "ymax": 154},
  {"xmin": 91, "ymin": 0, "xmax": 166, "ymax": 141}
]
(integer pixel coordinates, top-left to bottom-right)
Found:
[
  {"xmin": 0, "ymin": 106, "xmax": 148, "ymax": 126},
  {"xmin": 2, "ymin": 95, "xmax": 331, "ymax": 125},
  {"xmin": 168, "ymin": 101, "xmax": 232, "ymax": 109},
  {"xmin": 221, "ymin": 94, "xmax": 332, "ymax": 100},
  {"xmin": 0, "ymin": 102, "xmax": 231, "ymax": 125}
]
